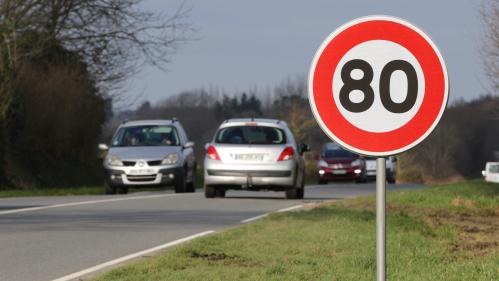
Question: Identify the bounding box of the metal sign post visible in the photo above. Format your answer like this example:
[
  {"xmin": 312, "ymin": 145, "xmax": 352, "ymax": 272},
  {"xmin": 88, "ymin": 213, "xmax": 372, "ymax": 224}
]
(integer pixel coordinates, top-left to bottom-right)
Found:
[{"xmin": 376, "ymin": 158, "xmax": 386, "ymax": 281}]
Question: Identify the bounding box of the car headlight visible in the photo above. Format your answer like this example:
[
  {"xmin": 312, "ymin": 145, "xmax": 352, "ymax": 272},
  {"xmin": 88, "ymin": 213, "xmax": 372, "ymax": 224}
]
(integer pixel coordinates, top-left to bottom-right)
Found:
[
  {"xmin": 318, "ymin": 160, "xmax": 328, "ymax": 167},
  {"xmin": 162, "ymin": 153, "xmax": 179, "ymax": 165},
  {"xmin": 351, "ymin": 159, "xmax": 361, "ymax": 167},
  {"xmin": 106, "ymin": 155, "xmax": 123, "ymax": 167}
]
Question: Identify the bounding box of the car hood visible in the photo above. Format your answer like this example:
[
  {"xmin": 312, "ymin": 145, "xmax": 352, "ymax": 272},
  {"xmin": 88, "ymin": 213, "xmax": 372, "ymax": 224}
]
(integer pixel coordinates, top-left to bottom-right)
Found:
[{"xmin": 108, "ymin": 146, "xmax": 181, "ymax": 161}]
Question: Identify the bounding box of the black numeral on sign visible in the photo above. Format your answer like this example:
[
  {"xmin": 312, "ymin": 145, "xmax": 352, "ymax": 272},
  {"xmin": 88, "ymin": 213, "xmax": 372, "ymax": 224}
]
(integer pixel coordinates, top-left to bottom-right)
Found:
[
  {"xmin": 339, "ymin": 59, "xmax": 418, "ymax": 113},
  {"xmin": 340, "ymin": 59, "xmax": 375, "ymax": 112}
]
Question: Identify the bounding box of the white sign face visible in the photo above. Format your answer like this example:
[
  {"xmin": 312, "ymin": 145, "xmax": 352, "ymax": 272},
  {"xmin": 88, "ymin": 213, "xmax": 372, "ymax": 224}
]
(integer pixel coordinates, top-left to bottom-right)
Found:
[
  {"xmin": 308, "ymin": 16, "xmax": 449, "ymax": 156},
  {"xmin": 332, "ymin": 40, "xmax": 425, "ymax": 133}
]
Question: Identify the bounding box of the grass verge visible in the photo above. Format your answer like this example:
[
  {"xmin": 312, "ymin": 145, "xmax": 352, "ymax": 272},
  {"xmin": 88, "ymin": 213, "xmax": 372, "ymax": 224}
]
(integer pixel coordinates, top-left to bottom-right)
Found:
[{"xmin": 94, "ymin": 181, "xmax": 499, "ymax": 281}]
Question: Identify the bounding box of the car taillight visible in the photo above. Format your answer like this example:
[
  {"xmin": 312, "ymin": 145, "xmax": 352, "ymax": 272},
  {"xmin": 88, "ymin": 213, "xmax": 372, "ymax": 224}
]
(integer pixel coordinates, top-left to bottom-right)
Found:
[
  {"xmin": 278, "ymin": 146, "xmax": 294, "ymax": 161},
  {"xmin": 206, "ymin": 145, "xmax": 221, "ymax": 160}
]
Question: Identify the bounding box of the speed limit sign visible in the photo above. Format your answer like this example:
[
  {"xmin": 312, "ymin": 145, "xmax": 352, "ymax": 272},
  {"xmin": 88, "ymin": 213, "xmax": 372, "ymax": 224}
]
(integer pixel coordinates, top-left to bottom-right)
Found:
[
  {"xmin": 308, "ymin": 16, "xmax": 449, "ymax": 281},
  {"xmin": 308, "ymin": 16, "xmax": 449, "ymax": 156}
]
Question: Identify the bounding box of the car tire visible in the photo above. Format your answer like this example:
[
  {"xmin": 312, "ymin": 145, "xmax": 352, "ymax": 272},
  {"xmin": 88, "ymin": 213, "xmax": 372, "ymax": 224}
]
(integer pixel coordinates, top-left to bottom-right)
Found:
[
  {"xmin": 174, "ymin": 175, "xmax": 187, "ymax": 193},
  {"xmin": 186, "ymin": 168, "xmax": 196, "ymax": 193},
  {"xmin": 204, "ymin": 185, "xmax": 216, "ymax": 198},
  {"xmin": 215, "ymin": 188, "xmax": 226, "ymax": 198},
  {"xmin": 387, "ymin": 172, "xmax": 396, "ymax": 184},
  {"xmin": 285, "ymin": 188, "xmax": 299, "ymax": 199},
  {"xmin": 104, "ymin": 181, "xmax": 117, "ymax": 195},
  {"xmin": 318, "ymin": 179, "xmax": 327, "ymax": 185},
  {"xmin": 117, "ymin": 186, "xmax": 129, "ymax": 194}
]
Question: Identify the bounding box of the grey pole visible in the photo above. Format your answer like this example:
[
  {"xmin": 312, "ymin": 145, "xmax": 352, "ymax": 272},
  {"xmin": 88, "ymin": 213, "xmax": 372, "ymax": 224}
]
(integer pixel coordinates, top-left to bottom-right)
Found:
[{"xmin": 376, "ymin": 157, "xmax": 386, "ymax": 281}]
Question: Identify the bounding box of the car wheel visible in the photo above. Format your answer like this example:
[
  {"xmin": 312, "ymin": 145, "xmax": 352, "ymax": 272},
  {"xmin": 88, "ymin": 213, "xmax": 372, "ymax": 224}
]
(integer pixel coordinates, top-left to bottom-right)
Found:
[
  {"xmin": 204, "ymin": 185, "xmax": 216, "ymax": 198},
  {"xmin": 318, "ymin": 179, "xmax": 327, "ymax": 185},
  {"xmin": 285, "ymin": 188, "xmax": 299, "ymax": 199},
  {"xmin": 117, "ymin": 186, "xmax": 129, "ymax": 194},
  {"xmin": 215, "ymin": 188, "xmax": 226, "ymax": 198},
  {"xmin": 104, "ymin": 181, "xmax": 117, "ymax": 195},
  {"xmin": 174, "ymin": 175, "xmax": 187, "ymax": 193},
  {"xmin": 186, "ymin": 168, "xmax": 196, "ymax": 193}
]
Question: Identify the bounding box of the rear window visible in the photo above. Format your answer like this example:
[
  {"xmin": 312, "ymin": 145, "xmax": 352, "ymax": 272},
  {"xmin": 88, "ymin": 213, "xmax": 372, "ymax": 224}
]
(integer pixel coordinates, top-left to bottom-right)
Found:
[{"xmin": 215, "ymin": 126, "xmax": 286, "ymax": 145}]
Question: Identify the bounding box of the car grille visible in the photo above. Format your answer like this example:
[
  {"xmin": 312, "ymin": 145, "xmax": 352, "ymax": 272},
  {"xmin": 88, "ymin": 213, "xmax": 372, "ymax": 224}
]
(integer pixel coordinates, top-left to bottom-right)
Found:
[
  {"xmin": 123, "ymin": 161, "xmax": 136, "ymax": 167},
  {"xmin": 147, "ymin": 160, "xmax": 162, "ymax": 166},
  {"xmin": 127, "ymin": 175, "xmax": 157, "ymax": 182}
]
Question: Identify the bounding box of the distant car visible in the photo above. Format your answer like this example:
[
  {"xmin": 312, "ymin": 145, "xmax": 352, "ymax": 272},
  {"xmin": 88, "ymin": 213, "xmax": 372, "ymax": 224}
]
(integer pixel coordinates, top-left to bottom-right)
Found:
[
  {"xmin": 203, "ymin": 118, "xmax": 309, "ymax": 199},
  {"xmin": 482, "ymin": 162, "xmax": 499, "ymax": 183},
  {"xmin": 99, "ymin": 119, "xmax": 197, "ymax": 194},
  {"xmin": 365, "ymin": 156, "xmax": 397, "ymax": 183},
  {"xmin": 317, "ymin": 143, "xmax": 366, "ymax": 184}
]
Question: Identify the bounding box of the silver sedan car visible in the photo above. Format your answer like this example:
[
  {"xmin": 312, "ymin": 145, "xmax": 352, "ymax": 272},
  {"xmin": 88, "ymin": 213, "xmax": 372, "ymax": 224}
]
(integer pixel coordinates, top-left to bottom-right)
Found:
[
  {"xmin": 99, "ymin": 120, "xmax": 197, "ymax": 194},
  {"xmin": 204, "ymin": 118, "xmax": 309, "ymax": 199}
]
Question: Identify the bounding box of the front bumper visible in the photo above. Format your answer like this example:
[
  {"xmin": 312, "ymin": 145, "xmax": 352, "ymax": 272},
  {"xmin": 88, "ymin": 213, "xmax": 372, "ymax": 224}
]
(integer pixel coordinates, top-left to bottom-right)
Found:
[
  {"xmin": 104, "ymin": 166, "xmax": 183, "ymax": 186},
  {"xmin": 318, "ymin": 166, "xmax": 364, "ymax": 181}
]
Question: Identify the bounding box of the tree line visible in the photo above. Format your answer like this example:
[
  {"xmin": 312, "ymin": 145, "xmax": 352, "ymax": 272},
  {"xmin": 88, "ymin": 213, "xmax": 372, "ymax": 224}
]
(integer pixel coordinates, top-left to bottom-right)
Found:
[{"xmin": 110, "ymin": 76, "xmax": 499, "ymax": 183}]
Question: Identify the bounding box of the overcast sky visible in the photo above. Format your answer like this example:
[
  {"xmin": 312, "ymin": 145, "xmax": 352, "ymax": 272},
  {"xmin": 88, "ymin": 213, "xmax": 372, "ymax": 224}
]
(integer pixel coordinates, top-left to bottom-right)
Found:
[{"xmin": 128, "ymin": 0, "xmax": 487, "ymax": 107}]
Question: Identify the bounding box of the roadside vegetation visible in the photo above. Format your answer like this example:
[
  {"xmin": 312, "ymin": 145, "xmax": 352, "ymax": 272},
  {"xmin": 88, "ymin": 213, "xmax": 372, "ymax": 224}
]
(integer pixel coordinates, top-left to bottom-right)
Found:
[{"xmin": 93, "ymin": 181, "xmax": 499, "ymax": 281}]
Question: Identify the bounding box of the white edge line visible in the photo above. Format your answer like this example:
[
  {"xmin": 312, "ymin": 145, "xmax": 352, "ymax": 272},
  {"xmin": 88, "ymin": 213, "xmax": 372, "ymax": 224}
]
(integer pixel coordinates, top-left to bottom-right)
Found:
[
  {"xmin": 241, "ymin": 214, "xmax": 268, "ymax": 223},
  {"xmin": 0, "ymin": 193, "xmax": 184, "ymax": 216},
  {"xmin": 277, "ymin": 204, "xmax": 304, "ymax": 213},
  {"xmin": 51, "ymin": 230, "xmax": 215, "ymax": 281},
  {"xmin": 240, "ymin": 204, "xmax": 305, "ymax": 223}
]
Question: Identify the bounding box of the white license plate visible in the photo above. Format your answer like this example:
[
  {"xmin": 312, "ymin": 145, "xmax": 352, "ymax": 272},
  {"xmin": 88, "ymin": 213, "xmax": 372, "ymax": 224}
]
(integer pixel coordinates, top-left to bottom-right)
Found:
[
  {"xmin": 129, "ymin": 169, "xmax": 155, "ymax": 175},
  {"xmin": 332, "ymin": 169, "xmax": 347, "ymax": 175},
  {"xmin": 234, "ymin": 154, "xmax": 264, "ymax": 161}
]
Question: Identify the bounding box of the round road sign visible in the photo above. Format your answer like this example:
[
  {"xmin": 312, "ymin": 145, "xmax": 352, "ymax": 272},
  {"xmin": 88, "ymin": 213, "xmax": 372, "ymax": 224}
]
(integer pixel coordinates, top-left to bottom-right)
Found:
[{"xmin": 308, "ymin": 16, "xmax": 449, "ymax": 156}]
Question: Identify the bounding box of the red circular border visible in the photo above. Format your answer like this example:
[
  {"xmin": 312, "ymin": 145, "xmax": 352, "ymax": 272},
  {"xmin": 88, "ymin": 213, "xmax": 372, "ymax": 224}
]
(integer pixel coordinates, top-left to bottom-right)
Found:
[{"xmin": 311, "ymin": 19, "xmax": 446, "ymax": 154}]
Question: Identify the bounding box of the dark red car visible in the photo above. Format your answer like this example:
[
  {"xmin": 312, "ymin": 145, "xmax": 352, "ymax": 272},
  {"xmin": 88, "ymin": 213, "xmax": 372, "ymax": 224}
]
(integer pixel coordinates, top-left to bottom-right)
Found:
[{"xmin": 317, "ymin": 143, "xmax": 366, "ymax": 184}]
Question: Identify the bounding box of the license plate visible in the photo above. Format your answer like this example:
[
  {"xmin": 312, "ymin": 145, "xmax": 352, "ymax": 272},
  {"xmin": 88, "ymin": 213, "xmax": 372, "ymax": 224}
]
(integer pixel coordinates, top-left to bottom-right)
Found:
[
  {"xmin": 332, "ymin": 169, "xmax": 347, "ymax": 175},
  {"xmin": 234, "ymin": 154, "xmax": 264, "ymax": 161},
  {"xmin": 129, "ymin": 169, "xmax": 155, "ymax": 175}
]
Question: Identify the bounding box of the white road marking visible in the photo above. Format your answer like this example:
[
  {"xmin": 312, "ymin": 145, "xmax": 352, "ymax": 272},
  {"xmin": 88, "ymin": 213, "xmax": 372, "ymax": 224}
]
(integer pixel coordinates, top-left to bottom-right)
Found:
[
  {"xmin": 51, "ymin": 230, "xmax": 215, "ymax": 281},
  {"xmin": 0, "ymin": 193, "xmax": 191, "ymax": 216},
  {"xmin": 277, "ymin": 204, "xmax": 304, "ymax": 212},
  {"xmin": 240, "ymin": 204, "xmax": 305, "ymax": 223},
  {"xmin": 241, "ymin": 214, "xmax": 268, "ymax": 223}
]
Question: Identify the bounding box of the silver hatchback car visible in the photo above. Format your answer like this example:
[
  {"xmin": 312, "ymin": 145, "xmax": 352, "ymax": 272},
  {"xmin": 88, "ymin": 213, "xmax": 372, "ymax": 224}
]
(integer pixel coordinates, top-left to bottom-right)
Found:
[
  {"xmin": 204, "ymin": 118, "xmax": 309, "ymax": 199},
  {"xmin": 99, "ymin": 120, "xmax": 197, "ymax": 194}
]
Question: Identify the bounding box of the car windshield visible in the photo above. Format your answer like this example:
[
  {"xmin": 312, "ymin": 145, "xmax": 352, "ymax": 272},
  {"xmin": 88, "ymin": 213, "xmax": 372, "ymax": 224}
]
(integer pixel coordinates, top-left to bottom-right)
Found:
[
  {"xmin": 323, "ymin": 147, "xmax": 356, "ymax": 158},
  {"xmin": 111, "ymin": 125, "xmax": 180, "ymax": 147},
  {"xmin": 215, "ymin": 126, "xmax": 286, "ymax": 145}
]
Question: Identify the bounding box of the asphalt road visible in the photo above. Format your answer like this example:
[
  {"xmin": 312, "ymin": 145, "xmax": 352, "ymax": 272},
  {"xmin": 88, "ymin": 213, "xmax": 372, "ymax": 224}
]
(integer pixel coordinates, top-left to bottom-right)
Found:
[{"xmin": 0, "ymin": 183, "xmax": 421, "ymax": 281}]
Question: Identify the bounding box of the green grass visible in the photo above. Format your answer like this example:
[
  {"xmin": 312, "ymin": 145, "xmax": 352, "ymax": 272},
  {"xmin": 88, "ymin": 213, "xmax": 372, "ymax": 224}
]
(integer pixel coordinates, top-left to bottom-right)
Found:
[{"xmin": 94, "ymin": 181, "xmax": 499, "ymax": 281}]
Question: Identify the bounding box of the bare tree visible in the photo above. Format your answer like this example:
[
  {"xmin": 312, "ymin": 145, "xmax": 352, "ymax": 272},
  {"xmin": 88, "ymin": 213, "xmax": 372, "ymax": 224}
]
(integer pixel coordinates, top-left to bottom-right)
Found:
[{"xmin": 0, "ymin": 0, "xmax": 192, "ymax": 95}]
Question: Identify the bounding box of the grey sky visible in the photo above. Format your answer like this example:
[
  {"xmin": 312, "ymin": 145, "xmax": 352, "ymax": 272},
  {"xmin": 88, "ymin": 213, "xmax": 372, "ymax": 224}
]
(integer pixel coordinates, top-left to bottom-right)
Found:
[{"xmin": 129, "ymin": 0, "xmax": 487, "ymax": 106}]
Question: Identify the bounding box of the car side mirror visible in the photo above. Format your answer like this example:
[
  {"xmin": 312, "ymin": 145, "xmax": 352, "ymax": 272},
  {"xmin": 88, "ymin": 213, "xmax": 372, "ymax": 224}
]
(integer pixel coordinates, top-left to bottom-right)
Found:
[
  {"xmin": 98, "ymin": 143, "xmax": 109, "ymax": 151},
  {"xmin": 298, "ymin": 143, "xmax": 310, "ymax": 154},
  {"xmin": 184, "ymin": 141, "xmax": 195, "ymax": 149}
]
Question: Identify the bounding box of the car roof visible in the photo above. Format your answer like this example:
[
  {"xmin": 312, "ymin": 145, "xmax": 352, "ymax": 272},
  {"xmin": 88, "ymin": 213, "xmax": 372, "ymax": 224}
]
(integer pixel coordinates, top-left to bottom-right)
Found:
[
  {"xmin": 119, "ymin": 119, "xmax": 178, "ymax": 128},
  {"xmin": 219, "ymin": 118, "xmax": 287, "ymax": 128}
]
